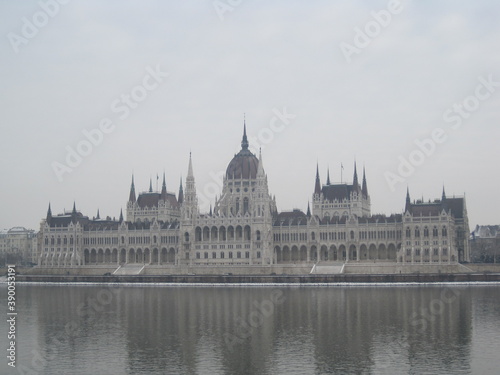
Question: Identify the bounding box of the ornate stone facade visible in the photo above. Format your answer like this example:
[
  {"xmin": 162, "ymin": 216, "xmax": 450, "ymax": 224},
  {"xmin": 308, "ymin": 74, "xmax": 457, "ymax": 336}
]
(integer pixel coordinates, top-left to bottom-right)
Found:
[{"xmin": 38, "ymin": 124, "xmax": 470, "ymax": 269}]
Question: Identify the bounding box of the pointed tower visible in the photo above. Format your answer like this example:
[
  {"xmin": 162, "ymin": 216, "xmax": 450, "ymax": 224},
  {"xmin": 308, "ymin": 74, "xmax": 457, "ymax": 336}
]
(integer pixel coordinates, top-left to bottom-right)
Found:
[
  {"xmin": 129, "ymin": 175, "xmax": 136, "ymax": 203},
  {"xmin": 182, "ymin": 152, "xmax": 198, "ymax": 220},
  {"xmin": 253, "ymin": 148, "xmax": 275, "ymax": 218},
  {"xmin": 178, "ymin": 177, "xmax": 184, "ymax": 204},
  {"xmin": 149, "ymin": 177, "xmax": 153, "ymax": 193},
  {"xmin": 352, "ymin": 162, "xmax": 359, "ymax": 191},
  {"xmin": 242, "ymin": 116, "xmax": 249, "ymax": 150},
  {"xmin": 257, "ymin": 148, "xmax": 265, "ymax": 178},
  {"xmin": 119, "ymin": 208, "xmax": 123, "ymax": 223},
  {"xmin": 405, "ymin": 187, "xmax": 411, "ymax": 213},
  {"xmin": 46, "ymin": 203, "xmax": 52, "ymax": 225},
  {"xmin": 96, "ymin": 209, "xmax": 100, "ymax": 220},
  {"xmin": 307, "ymin": 202, "xmax": 311, "ymax": 217},
  {"xmin": 442, "ymin": 185, "xmax": 446, "ymax": 201},
  {"xmin": 71, "ymin": 201, "xmax": 78, "ymax": 223},
  {"xmin": 326, "ymin": 167, "xmax": 331, "ymax": 186},
  {"xmin": 314, "ymin": 164, "xmax": 321, "ymax": 196},
  {"xmin": 127, "ymin": 175, "xmax": 137, "ymax": 223},
  {"xmin": 161, "ymin": 172, "xmax": 167, "ymax": 201},
  {"xmin": 362, "ymin": 166, "xmax": 368, "ymax": 198}
]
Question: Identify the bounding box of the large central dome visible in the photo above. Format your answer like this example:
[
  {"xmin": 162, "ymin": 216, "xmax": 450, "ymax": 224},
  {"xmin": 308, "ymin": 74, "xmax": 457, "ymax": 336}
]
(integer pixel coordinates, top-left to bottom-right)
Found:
[{"xmin": 226, "ymin": 125, "xmax": 259, "ymax": 180}]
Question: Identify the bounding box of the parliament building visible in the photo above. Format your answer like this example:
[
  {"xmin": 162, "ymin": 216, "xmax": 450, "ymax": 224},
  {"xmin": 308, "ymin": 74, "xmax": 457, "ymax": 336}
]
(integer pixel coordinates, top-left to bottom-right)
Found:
[{"xmin": 38, "ymin": 124, "xmax": 470, "ymax": 271}]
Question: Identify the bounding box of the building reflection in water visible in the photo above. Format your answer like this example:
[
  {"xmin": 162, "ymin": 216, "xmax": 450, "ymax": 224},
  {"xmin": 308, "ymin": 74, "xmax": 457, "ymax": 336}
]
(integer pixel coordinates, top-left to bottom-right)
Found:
[{"xmin": 21, "ymin": 285, "xmax": 482, "ymax": 374}]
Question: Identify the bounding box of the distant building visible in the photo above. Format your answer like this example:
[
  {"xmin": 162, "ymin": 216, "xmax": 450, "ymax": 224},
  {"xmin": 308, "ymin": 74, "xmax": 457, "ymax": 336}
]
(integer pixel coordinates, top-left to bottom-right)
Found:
[
  {"xmin": 470, "ymin": 225, "xmax": 500, "ymax": 263},
  {"xmin": 0, "ymin": 227, "xmax": 38, "ymax": 264},
  {"xmin": 37, "ymin": 124, "xmax": 470, "ymax": 269}
]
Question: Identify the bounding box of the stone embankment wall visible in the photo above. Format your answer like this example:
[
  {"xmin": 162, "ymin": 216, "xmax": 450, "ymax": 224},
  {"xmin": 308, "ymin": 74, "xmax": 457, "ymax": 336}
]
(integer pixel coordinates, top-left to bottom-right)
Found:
[{"xmin": 15, "ymin": 273, "xmax": 500, "ymax": 284}]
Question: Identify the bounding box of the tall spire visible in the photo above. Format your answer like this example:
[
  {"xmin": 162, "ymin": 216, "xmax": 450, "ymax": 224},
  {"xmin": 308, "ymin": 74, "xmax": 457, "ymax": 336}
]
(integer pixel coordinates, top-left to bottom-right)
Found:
[
  {"xmin": 314, "ymin": 163, "xmax": 321, "ymax": 195},
  {"xmin": 326, "ymin": 167, "xmax": 331, "ymax": 185},
  {"xmin": 183, "ymin": 152, "xmax": 198, "ymax": 218},
  {"xmin": 442, "ymin": 185, "xmax": 446, "ymax": 200},
  {"xmin": 307, "ymin": 202, "xmax": 311, "ymax": 217},
  {"xmin": 241, "ymin": 116, "xmax": 249, "ymax": 150},
  {"xmin": 129, "ymin": 175, "xmax": 136, "ymax": 203},
  {"xmin": 119, "ymin": 208, "xmax": 123, "ymax": 223},
  {"xmin": 353, "ymin": 162, "xmax": 359, "ymax": 191},
  {"xmin": 188, "ymin": 152, "xmax": 194, "ymax": 178},
  {"xmin": 362, "ymin": 166, "xmax": 368, "ymax": 198},
  {"xmin": 149, "ymin": 177, "xmax": 153, "ymax": 193},
  {"xmin": 96, "ymin": 209, "xmax": 100, "ymax": 220},
  {"xmin": 71, "ymin": 201, "xmax": 77, "ymax": 223},
  {"xmin": 161, "ymin": 172, "xmax": 167, "ymax": 200},
  {"xmin": 46, "ymin": 203, "xmax": 52, "ymax": 220},
  {"xmin": 257, "ymin": 148, "xmax": 265, "ymax": 177},
  {"xmin": 178, "ymin": 177, "xmax": 184, "ymax": 204},
  {"xmin": 405, "ymin": 187, "xmax": 411, "ymax": 212}
]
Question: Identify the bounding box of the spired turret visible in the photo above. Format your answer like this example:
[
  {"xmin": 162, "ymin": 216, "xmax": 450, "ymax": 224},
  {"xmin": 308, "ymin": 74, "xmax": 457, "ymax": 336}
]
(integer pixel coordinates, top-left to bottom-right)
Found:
[
  {"xmin": 181, "ymin": 152, "xmax": 199, "ymax": 220},
  {"xmin": 128, "ymin": 175, "xmax": 136, "ymax": 203},
  {"xmin": 312, "ymin": 161, "xmax": 371, "ymax": 219},
  {"xmin": 126, "ymin": 173, "xmax": 181, "ymax": 223}
]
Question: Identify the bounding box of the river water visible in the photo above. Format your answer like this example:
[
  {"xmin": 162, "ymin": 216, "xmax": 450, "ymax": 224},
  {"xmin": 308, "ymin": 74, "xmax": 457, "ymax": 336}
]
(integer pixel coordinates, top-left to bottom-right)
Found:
[{"xmin": 1, "ymin": 284, "xmax": 499, "ymax": 374}]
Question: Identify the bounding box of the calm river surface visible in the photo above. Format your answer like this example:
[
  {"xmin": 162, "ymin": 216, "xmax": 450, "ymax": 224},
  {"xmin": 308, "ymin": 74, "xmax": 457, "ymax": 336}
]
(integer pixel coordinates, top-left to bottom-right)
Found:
[{"xmin": 1, "ymin": 284, "xmax": 499, "ymax": 374}]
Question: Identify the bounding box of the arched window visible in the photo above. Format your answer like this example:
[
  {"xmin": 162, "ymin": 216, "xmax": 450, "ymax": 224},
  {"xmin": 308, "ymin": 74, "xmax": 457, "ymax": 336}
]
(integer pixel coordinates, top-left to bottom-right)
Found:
[
  {"xmin": 185, "ymin": 232, "xmax": 190, "ymax": 242},
  {"xmin": 406, "ymin": 227, "xmax": 411, "ymax": 238},
  {"xmin": 433, "ymin": 227, "xmax": 438, "ymax": 237},
  {"xmin": 442, "ymin": 227, "xmax": 448, "ymax": 237},
  {"xmin": 195, "ymin": 227, "xmax": 201, "ymax": 242},
  {"xmin": 415, "ymin": 227, "xmax": 420, "ymax": 237},
  {"xmin": 423, "ymin": 227, "xmax": 429, "ymax": 237},
  {"xmin": 256, "ymin": 230, "xmax": 261, "ymax": 241},
  {"xmin": 236, "ymin": 198, "xmax": 240, "ymax": 214},
  {"xmin": 243, "ymin": 197, "xmax": 249, "ymax": 214}
]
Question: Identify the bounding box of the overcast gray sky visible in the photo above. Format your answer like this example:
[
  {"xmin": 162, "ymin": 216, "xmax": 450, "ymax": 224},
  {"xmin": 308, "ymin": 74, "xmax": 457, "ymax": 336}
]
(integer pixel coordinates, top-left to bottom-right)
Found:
[{"xmin": 1, "ymin": 0, "xmax": 499, "ymax": 231}]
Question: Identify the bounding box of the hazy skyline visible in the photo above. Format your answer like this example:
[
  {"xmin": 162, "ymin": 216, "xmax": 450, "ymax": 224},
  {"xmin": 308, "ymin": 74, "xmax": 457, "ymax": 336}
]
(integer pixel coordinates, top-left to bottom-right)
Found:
[{"xmin": 1, "ymin": 0, "xmax": 499, "ymax": 231}]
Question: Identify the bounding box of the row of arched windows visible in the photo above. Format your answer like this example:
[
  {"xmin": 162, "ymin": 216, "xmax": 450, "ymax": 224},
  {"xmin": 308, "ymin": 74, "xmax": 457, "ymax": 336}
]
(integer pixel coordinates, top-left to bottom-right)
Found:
[
  {"xmin": 45, "ymin": 236, "xmax": 78, "ymax": 245},
  {"xmin": 406, "ymin": 226, "xmax": 448, "ymax": 238},
  {"xmin": 189, "ymin": 226, "xmax": 261, "ymax": 242}
]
